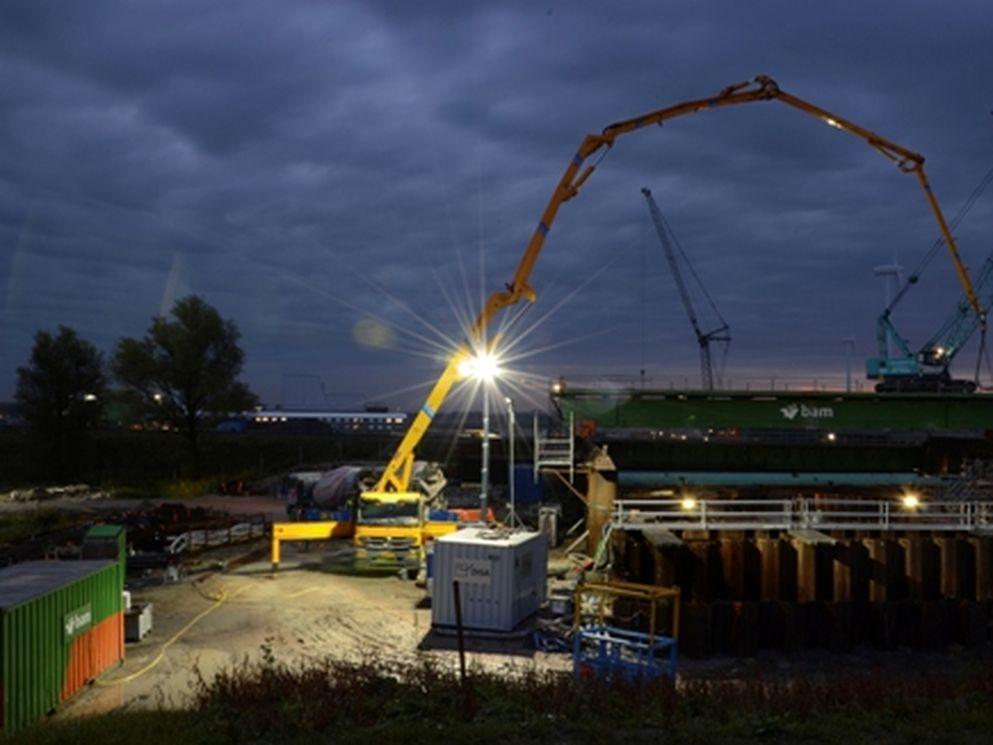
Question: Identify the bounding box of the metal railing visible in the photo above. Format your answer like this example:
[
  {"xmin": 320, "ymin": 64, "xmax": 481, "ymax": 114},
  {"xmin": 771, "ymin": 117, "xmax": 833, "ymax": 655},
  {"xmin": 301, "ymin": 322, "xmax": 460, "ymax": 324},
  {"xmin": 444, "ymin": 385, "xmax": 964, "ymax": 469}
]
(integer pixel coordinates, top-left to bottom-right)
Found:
[
  {"xmin": 612, "ymin": 498, "xmax": 993, "ymax": 533},
  {"xmin": 555, "ymin": 373, "xmax": 865, "ymax": 393}
]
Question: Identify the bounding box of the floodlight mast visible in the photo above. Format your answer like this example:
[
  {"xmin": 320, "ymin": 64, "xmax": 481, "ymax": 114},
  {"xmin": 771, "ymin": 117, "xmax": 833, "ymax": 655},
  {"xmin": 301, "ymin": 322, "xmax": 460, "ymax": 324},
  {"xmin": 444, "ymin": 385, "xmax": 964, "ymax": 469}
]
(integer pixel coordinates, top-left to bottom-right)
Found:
[{"xmin": 366, "ymin": 75, "xmax": 981, "ymax": 497}]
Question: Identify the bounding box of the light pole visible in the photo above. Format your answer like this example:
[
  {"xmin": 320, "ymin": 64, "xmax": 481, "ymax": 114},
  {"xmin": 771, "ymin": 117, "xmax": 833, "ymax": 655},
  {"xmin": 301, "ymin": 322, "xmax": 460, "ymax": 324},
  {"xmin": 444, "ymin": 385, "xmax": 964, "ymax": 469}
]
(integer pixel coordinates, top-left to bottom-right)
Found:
[
  {"xmin": 842, "ymin": 336, "xmax": 856, "ymax": 392},
  {"xmin": 480, "ymin": 387, "xmax": 490, "ymax": 522},
  {"xmin": 457, "ymin": 351, "xmax": 502, "ymax": 525},
  {"xmin": 505, "ymin": 396, "xmax": 516, "ymax": 528}
]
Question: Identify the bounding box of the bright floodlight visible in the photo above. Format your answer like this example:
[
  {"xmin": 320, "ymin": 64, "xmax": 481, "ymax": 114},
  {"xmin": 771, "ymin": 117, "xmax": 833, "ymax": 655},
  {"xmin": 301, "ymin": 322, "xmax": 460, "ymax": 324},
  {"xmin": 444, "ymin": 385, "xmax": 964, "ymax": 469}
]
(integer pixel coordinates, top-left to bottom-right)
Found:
[
  {"xmin": 457, "ymin": 351, "xmax": 501, "ymax": 382},
  {"xmin": 82, "ymin": 393, "xmax": 98, "ymax": 402},
  {"xmin": 901, "ymin": 493, "xmax": 921, "ymax": 509},
  {"xmin": 680, "ymin": 496, "xmax": 697, "ymax": 511}
]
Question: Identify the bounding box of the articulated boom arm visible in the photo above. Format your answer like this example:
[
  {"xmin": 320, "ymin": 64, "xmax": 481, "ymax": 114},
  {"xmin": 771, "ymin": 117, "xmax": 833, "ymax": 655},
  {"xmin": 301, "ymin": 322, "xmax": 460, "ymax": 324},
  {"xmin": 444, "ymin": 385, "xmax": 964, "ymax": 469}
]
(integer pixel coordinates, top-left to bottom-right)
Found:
[{"xmin": 371, "ymin": 75, "xmax": 981, "ymax": 494}]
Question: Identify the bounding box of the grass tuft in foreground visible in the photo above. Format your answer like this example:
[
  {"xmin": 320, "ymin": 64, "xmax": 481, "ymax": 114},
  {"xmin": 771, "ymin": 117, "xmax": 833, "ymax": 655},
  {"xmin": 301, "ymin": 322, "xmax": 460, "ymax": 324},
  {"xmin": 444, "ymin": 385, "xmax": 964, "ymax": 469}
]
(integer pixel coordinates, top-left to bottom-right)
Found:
[{"xmin": 8, "ymin": 653, "xmax": 993, "ymax": 744}]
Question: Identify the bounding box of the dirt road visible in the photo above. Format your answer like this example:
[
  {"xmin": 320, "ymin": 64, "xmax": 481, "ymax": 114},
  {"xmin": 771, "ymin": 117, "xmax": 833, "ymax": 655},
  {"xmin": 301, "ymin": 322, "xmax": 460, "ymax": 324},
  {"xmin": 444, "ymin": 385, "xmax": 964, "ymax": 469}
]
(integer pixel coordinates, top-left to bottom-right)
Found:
[{"xmin": 58, "ymin": 544, "xmax": 564, "ymax": 720}]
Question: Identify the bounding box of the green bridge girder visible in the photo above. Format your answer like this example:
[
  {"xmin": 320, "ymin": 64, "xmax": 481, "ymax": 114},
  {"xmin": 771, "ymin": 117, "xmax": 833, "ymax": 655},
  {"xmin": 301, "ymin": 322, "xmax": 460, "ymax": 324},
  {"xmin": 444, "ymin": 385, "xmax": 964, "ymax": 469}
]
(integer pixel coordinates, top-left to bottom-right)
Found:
[{"xmin": 554, "ymin": 388, "xmax": 993, "ymax": 433}]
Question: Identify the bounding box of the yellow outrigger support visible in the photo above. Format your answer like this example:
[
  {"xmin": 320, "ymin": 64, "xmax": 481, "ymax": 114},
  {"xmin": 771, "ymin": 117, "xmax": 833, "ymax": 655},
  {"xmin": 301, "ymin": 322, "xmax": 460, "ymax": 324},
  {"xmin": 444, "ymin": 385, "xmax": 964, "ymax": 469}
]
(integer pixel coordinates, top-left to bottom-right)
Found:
[{"xmin": 270, "ymin": 491, "xmax": 457, "ymax": 570}]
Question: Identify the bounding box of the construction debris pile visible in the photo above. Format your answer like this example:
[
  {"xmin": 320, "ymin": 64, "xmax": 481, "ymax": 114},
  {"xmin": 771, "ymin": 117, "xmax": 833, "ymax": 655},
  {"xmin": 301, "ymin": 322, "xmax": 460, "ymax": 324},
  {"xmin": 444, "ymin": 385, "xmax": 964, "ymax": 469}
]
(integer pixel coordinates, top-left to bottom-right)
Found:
[
  {"xmin": 3, "ymin": 484, "xmax": 111, "ymax": 503},
  {"xmin": 0, "ymin": 502, "xmax": 268, "ymax": 582}
]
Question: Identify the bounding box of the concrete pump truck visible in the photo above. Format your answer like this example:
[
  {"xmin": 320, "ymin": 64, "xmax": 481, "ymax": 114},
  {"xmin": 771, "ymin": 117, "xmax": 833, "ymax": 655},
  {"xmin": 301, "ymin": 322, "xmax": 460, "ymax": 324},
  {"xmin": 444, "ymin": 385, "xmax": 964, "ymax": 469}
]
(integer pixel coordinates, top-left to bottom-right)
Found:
[{"xmin": 270, "ymin": 75, "xmax": 982, "ymax": 571}]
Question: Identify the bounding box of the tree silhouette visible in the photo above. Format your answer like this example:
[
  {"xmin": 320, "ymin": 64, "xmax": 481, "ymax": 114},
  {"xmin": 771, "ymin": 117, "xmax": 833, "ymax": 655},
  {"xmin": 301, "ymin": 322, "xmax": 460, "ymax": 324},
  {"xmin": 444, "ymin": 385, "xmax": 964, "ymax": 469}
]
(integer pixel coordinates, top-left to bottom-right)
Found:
[
  {"xmin": 16, "ymin": 326, "xmax": 106, "ymax": 475},
  {"xmin": 113, "ymin": 296, "xmax": 257, "ymax": 476}
]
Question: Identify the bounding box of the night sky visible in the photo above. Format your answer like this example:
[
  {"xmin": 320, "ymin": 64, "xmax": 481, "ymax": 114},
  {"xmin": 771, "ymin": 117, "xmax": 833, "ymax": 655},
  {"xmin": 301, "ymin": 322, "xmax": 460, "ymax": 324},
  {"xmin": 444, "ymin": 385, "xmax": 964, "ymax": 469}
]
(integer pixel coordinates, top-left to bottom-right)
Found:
[{"xmin": 3, "ymin": 2, "xmax": 993, "ymax": 410}]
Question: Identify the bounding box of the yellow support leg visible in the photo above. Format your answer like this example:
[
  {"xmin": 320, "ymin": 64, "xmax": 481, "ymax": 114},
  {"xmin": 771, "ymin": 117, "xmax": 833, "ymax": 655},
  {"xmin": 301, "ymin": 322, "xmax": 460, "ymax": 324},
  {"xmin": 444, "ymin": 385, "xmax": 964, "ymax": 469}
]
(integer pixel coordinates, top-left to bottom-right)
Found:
[{"xmin": 270, "ymin": 521, "xmax": 354, "ymax": 571}]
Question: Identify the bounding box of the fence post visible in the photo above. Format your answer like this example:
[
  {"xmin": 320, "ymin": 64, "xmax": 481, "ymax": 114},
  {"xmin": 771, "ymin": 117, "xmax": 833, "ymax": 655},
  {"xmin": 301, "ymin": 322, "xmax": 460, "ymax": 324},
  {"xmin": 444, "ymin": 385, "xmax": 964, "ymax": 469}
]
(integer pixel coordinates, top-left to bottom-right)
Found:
[{"xmin": 453, "ymin": 580, "xmax": 467, "ymax": 686}]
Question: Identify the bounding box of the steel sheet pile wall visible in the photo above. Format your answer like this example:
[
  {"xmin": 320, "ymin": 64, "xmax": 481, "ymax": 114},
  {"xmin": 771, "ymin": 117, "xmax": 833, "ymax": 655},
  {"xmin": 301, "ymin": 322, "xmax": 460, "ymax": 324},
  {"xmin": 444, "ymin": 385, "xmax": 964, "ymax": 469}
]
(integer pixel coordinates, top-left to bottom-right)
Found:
[
  {"xmin": 432, "ymin": 528, "xmax": 547, "ymax": 632},
  {"xmin": 0, "ymin": 559, "xmax": 124, "ymax": 733}
]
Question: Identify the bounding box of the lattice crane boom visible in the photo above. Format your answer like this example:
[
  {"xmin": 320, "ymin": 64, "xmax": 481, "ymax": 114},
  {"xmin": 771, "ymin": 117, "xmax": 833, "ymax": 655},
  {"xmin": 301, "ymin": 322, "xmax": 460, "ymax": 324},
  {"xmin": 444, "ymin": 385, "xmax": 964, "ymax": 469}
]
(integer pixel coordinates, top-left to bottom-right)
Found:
[{"xmin": 641, "ymin": 187, "xmax": 730, "ymax": 390}]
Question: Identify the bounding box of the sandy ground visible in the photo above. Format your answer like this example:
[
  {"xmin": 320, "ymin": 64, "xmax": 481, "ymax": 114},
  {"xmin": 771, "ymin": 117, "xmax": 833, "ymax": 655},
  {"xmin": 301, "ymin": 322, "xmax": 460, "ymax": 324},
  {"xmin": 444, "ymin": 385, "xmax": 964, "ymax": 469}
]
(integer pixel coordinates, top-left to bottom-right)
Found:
[
  {"xmin": 58, "ymin": 542, "xmax": 568, "ymax": 720},
  {"xmin": 38, "ymin": 497, "xmax": 990, "ymax": 720},
  {"xmin": 53, "ymin": 536, "xmax": 991, "ymax": 722}
]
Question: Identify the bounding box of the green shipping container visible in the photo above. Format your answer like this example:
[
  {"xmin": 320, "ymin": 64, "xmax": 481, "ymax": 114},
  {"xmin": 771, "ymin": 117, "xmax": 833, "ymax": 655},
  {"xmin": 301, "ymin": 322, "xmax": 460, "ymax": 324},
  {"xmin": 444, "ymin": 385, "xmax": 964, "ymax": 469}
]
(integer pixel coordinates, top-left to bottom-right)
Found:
[
  {"xmin": 82, "ymin": 524, "xmax": 127, "ymax": 567},
  {"xmin": 0, "ymin": 553, "xmax": 124, "ymax": 733}
]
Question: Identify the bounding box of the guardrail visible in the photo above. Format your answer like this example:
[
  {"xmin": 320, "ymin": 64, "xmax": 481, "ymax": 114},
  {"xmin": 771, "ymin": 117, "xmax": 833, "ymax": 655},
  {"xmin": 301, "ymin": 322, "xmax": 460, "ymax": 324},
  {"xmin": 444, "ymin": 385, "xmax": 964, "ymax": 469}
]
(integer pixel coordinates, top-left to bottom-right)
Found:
[
  {"xmin": 554, "ymin": 374, "xmax": 864, "ymax": 393},
  {"xmin": 612, "ymin": 498, "xmax": 993, "ymax": 533}
]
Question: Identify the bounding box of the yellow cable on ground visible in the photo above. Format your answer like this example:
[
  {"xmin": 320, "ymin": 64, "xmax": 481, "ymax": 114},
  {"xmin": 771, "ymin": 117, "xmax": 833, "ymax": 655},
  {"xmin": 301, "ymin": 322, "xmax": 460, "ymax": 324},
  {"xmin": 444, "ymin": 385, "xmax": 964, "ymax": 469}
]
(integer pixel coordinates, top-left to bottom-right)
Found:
[
  {"xmin": 285, "ymin": 586, "xmax": 321, "ymax": 599},
  {"xmin": 97, "ymin": 583, "xmax": 252, "ymax": 686}
]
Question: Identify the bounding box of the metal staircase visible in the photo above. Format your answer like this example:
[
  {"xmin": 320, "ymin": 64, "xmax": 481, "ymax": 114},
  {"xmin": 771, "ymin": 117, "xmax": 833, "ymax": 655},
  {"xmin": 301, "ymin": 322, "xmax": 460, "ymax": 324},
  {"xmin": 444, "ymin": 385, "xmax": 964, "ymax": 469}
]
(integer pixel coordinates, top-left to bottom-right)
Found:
[
  {"xmin": 940, "ymin": 459, "xmax": 993, "ymax": 502},
  {"xmin": 533, "ymin": 411, "xmax": 575, "ymax": 483}
]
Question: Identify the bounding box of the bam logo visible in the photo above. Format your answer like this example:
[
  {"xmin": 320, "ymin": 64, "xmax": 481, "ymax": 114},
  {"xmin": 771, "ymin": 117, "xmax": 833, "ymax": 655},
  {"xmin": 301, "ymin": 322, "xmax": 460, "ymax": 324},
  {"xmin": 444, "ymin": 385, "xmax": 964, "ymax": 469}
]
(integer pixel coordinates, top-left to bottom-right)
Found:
[
  {"xmin": 64, "ymin": 603, "xmax": 92, "ymax": 642},
  {"xmin": 453, "ymin": 558, "xmax": 492, "ymax": 587},
  {"xmin": 780, "ymin": 403, "xmax": 834, "ymax": 420}
]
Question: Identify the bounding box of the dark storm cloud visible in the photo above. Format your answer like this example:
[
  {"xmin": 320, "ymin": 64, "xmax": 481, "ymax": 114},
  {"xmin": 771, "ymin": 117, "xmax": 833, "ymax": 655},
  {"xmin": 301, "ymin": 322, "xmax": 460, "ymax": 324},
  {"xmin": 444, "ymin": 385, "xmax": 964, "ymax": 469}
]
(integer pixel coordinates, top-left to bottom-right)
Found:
[{"xmin": 3, "ymin": 0, "xmax": 993, "ymax": 406}]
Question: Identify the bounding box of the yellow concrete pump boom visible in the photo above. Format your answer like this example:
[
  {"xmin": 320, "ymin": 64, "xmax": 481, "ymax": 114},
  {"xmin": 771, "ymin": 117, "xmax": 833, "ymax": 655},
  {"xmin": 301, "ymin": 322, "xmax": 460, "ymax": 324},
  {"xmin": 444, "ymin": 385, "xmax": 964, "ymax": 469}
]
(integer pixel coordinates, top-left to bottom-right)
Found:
[{"xmin": 368, "ymin": 74, "xmax": 982, "ymax": 498}]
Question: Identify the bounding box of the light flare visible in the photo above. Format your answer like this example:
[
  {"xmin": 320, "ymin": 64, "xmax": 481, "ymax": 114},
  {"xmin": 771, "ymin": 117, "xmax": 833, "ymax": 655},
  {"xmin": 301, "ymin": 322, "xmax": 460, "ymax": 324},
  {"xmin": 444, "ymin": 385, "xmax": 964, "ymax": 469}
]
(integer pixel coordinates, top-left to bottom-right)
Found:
[
  {"xmin": 901, "ymin": 493, "xmax": 921, "ymax": 510},
  {"xmin": 457, "ymin": 351, "xmax": 502, "ymax": 382}
]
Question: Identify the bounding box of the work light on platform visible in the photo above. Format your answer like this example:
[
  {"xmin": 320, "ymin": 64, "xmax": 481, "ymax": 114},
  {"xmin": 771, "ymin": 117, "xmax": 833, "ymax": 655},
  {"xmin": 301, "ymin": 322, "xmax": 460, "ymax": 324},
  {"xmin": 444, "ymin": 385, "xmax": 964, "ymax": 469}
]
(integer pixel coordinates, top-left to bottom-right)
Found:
[{"xmin": 901, "ymin": 493, "xmax": 921, "ymax": 510}]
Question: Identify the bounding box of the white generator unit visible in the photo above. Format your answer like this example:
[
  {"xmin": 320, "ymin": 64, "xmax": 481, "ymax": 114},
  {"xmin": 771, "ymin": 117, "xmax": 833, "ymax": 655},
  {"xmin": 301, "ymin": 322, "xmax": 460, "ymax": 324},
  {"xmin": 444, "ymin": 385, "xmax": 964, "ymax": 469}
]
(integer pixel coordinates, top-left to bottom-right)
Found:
[
  {"xmin": 431, "ymin": 527, "xmax": 547, "ymax": 632},
  {"xmin": 125, "ymin": 601, "xmax": 153, "ymax": 642}
]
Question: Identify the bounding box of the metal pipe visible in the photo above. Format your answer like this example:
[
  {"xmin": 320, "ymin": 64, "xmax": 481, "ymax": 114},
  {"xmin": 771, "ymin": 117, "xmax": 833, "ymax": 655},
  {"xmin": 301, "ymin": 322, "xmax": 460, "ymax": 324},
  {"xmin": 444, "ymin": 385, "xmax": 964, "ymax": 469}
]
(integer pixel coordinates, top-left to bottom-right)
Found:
[
  {"xmin": 505, "ymin": 397, "xmax": 516, "ymax": 527},
  {"xmin": 480, "ymin": 388, "xmax": 490, "ymax": 522},
  {"xmin": 617, "ymin": 470, "xmax": 945, "ymax": 488}
]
